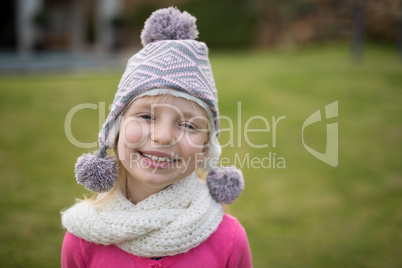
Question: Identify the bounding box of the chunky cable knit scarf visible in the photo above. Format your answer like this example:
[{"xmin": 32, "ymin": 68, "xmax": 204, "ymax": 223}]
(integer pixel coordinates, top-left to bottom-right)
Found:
[{"xmin": 61, "ymin": 172, "xmax": 224, "ymax": 257}]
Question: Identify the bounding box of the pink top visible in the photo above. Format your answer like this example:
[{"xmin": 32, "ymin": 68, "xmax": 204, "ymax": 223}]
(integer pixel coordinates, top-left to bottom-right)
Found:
[{"xmin": 62, "ymin": 214, "xmax": 252, "ymax": 268}]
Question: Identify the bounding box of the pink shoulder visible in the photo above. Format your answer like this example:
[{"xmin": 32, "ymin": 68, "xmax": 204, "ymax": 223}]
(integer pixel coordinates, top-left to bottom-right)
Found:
[
  {"xmin": 62, "ymin": 232, "xmax": 87, "ymax": 268},
  {"xmin": 218, "ymin": 214, "xmax": 247, "ymax": 238},
  {"xmin": 62, "ymin": 231, "xmax": 81, "ymax": 253},
  {"xmin": 220, "ymin": 214, "xmax": 253, "ymax": 268},
  {"xmin": 64, "ymin": 231, "xmax": 81, "ymax": 243},
  {"xmin": 221, "ymin": 213, "xmax": 243, "ymax": 227}
]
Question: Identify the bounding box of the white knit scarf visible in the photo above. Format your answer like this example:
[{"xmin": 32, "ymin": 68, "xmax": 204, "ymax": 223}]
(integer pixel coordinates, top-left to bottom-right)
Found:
[{"xmin": 61, "ymin": 172, "xmax": 224, "ymax": 257}]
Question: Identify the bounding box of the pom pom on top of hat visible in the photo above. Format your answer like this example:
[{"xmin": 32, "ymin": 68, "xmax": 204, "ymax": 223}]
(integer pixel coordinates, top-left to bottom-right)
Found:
[
  {"xmin": 141, "ymin": 7, "xmax": 199, "ymax": 47},
  {"xmin": 206, "ymin": 166, "xmax": 245, "ymax": 204}
]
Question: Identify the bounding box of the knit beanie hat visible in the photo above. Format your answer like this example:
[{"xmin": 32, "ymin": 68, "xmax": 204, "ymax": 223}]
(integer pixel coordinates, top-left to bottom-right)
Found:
[{"xmin": 74, "ymin": 7, "xmax": 244, "ymax": 204}]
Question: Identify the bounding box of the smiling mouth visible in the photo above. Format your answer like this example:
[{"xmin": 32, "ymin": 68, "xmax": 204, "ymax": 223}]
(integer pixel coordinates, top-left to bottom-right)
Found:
[{"xmin": 138, "ymin": 151, "xmax": 181, "ymax": 163}]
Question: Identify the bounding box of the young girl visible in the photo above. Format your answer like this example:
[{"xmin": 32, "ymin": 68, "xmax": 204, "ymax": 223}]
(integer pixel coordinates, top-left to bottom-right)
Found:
[{"xmin": 61, "ymin": 7, "xmax": 252, "ymax": 268}]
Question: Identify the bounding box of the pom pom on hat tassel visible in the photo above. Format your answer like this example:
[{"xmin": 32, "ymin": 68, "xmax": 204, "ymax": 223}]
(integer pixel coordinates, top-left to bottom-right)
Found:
[
  {"xmin": 74, "ymin": 147, "xmax": 118, "ymax": 193},
  {"xmin": 206, "ymin": 166, "xmax": 244, "ymax": 204}
]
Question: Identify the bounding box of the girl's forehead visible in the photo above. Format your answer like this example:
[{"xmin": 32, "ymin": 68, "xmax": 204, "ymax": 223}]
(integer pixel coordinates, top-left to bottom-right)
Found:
[{"xmin": 128, "ymin": 94, "xmax": 207, "ymax": 116}]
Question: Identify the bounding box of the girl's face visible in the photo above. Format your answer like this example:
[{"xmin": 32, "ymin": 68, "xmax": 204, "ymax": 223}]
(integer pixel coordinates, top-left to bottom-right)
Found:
[{"xmin": 117, "ymin": 95, "xmax": 210, "ymax": 197}]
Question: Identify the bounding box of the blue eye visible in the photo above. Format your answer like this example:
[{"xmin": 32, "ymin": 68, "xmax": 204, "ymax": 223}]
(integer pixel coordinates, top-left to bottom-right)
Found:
[
  {"xmin": 138, "ymin": 114, "xmax": 153, "ymax": 120},
  {"xmin": 181, "ymin": 123, "xmax": 196, "ymax": 130}
]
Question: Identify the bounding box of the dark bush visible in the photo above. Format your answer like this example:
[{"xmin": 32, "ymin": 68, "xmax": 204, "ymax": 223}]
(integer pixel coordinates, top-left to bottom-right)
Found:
[{"xmin": 181, "ymin": 0, "xmax": 258, "ymax": 49}]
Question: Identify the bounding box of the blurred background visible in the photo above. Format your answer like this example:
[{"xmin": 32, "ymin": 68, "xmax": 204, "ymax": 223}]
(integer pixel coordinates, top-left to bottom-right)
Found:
[
  {"xmin": 1, "ymin": 0, "xmax": 401, "ymax": 61},
  {"xmin": 0, "ymin": 0, "xmax": 401, "ymax": 267}
]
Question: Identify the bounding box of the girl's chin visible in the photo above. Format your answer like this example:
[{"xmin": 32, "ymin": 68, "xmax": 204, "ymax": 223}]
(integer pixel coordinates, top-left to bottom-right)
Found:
[
  {"xmin": 127, "ymin": 169, "xmax": 189, "ymax": 185},
  {"xmin": 131, "ymin": 174, "xmax": 182, "ymax": 189}
]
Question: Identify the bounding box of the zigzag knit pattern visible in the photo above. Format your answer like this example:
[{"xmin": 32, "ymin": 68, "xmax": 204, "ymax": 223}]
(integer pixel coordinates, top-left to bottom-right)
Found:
[
  {"xmin": 61, "ymin": 172, "xmax": 224, "ymax": 257},
  {"xmin": 99, "ymin": 40, "xmax": 219, "ymax": 149}
]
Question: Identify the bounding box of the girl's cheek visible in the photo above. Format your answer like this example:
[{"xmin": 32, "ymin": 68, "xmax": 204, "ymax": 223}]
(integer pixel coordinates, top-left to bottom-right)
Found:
[
  {"xmin": 122, "ymin": 120, "xmax": 148, "ymax": 147},
  {"xmin": 185, "ymin": 133, "xmax": 208, "ymax": 151}
]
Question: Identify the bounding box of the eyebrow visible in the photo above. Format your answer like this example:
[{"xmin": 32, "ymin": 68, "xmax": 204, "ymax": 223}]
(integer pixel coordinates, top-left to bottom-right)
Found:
[
  {"xmin": 181, "ymin": 110, "xmax": 206, "ymax": 118},
  {"xmin": 133, "ymin": 101, "xmax": 206, "ymax": 118}
]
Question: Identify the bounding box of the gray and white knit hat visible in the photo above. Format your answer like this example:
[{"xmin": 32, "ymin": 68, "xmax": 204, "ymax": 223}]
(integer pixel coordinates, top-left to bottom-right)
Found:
[{"xmin": 74, "ymin": 7, "xmax": 244, "ymax": 204}]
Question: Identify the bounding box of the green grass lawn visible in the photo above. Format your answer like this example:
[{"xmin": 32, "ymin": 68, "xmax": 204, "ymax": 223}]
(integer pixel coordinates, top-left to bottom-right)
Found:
[{"xmin": 0, "ymin": 44, "xmax": 401, "ymax": 267}]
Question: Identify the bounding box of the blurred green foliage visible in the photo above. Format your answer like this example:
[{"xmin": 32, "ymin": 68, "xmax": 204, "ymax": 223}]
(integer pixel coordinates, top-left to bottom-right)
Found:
[
  {"xmin": 182, "ymin": 0, "xmax": 257, "ymax": 48},
  {"xmin": 0, "ymin": 44, "xmax": 401, "ymax": 267},
  {"xmin": 125, "ymin": 2, "xmax": 160, "ymax": 30}
]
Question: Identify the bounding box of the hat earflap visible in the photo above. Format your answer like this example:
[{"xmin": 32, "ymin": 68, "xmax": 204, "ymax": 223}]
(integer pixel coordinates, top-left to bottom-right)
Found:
[
  {"xmin": 74, "ymin": 145, "xmax": 118, "ymax": 193},
  {"xmin": 206, "ymin": 166, "xmax": 244, "ymax": 204}
]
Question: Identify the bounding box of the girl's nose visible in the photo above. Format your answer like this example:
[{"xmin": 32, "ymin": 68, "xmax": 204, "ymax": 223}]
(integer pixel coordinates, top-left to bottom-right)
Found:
[{"xmin": 151, "ymin": 121, "xmax": 177, "ymax": 146}]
